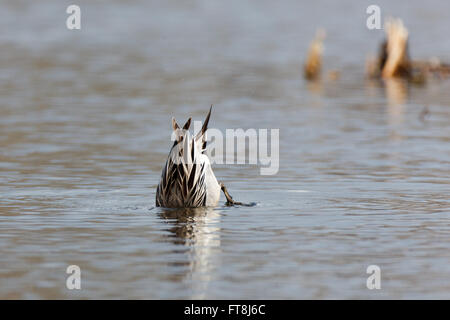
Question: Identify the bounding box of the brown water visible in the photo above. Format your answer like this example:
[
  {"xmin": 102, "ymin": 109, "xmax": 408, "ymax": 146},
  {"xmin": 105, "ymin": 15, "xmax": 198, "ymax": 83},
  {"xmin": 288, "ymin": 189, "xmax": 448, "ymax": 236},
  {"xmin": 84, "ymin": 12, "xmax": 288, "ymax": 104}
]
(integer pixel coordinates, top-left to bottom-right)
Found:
[{"xmin": 0, "ymin": 0, "xmax": 449, "ymax": 299}]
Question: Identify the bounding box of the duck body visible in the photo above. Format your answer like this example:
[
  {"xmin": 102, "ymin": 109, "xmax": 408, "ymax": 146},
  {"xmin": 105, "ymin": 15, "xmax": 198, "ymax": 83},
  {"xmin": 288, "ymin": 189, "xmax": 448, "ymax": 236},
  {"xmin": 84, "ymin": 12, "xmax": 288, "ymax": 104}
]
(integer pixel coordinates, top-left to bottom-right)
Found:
[{"xmin": 156, "ymin": 107, "xmax": 220, "ymax": 208}]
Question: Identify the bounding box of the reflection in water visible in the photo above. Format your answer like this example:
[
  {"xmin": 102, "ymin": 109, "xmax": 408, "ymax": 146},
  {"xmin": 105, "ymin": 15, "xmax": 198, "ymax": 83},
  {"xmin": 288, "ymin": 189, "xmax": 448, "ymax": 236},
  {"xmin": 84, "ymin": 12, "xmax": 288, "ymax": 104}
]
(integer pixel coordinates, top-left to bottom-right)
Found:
[
  {"xmin": 385, "ymin": 78, "xmax": 408, "ymax": 108},
  {"xmin": 158, "ymin": 207, "xmax": 221, "ymax": 299},
  {"xmin": 306, "ymin": 79, "xmax": 323, "ymax": 96},
  {"xmin": 384, "ymin": 78, "xmax": 408, "ymax": 141}
]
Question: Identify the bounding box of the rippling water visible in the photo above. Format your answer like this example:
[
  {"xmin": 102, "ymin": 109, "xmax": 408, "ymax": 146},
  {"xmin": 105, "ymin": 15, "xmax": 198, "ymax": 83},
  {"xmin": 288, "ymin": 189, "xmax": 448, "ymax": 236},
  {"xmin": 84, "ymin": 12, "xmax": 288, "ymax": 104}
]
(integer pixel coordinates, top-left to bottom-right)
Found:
[{"xmin": 1, "ymin": 0, "xmax": 449, "ymax": 299}]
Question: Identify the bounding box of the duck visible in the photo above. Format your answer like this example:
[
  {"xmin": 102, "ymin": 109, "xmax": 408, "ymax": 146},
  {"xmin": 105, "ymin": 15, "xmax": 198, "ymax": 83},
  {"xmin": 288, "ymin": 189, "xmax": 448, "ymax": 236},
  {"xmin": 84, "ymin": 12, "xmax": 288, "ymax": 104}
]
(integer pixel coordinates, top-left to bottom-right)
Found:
[
  {"xmin": 366, "ymin": 17, "xmax": 450, "ymax": 81},
  {"xmin": 156, "ymin": 106, "xmax": 244, "ymax": 208}
]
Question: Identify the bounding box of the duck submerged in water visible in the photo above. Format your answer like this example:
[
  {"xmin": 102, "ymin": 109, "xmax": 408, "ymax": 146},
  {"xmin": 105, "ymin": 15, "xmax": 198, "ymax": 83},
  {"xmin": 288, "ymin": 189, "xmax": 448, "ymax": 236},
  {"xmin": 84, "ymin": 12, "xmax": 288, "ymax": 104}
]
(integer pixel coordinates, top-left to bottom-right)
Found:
[
  {"xmin": 156, "ymin": 106, "xmax": 247, "ymax": 208},
  {"xmin": 366, "ymin": 17, "xmax": 450, "ymax": 81},
  {"xmin": 303, "ymin": 28, "xmax": 326, "ymax": 80}
]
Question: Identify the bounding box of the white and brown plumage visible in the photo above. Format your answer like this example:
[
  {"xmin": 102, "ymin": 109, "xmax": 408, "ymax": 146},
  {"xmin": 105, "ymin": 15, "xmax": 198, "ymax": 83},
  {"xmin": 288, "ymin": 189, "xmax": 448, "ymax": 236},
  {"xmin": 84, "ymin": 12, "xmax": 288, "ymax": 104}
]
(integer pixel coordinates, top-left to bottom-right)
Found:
[
  {"xmin": 156, "ymin": 107, "xmax": 226, "ymax": 208},
  {"xmin": 156, "ymin": 107, "xmax": 250, "ymax": 208},
  {"xmin": 304, "ymin": 29, "xmax": 326, "ymax": 80},
  {"xmin": 366, "ymin": 18, "xmax": 450, "ymax": 81}
]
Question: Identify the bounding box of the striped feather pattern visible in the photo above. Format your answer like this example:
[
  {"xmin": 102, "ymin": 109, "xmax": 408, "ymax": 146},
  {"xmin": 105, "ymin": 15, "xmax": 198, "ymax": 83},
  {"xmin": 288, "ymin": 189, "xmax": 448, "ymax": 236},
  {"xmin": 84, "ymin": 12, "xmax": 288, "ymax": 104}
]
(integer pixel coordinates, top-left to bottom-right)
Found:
[{"xmin": 156, "ymin": 131, "xmax": 208, "ymax": 208}]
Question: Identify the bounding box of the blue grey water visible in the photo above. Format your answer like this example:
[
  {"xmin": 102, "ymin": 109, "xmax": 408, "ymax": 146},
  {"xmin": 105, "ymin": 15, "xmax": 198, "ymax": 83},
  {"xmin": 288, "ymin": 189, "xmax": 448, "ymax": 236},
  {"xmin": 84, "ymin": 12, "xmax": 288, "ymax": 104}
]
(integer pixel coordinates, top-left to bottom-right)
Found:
[{"xmin": 0, "ymin": 0, "xmax": 449, "ymax": 299}]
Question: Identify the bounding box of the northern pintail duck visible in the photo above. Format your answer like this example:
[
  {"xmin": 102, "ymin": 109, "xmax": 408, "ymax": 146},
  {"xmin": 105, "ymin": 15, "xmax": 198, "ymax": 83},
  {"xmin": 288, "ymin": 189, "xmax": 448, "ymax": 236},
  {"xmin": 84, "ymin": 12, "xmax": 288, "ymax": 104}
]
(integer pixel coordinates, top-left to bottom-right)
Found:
[{"xmin": 156, "ymin": 107, "xmax": 243, "ymax": 208}]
